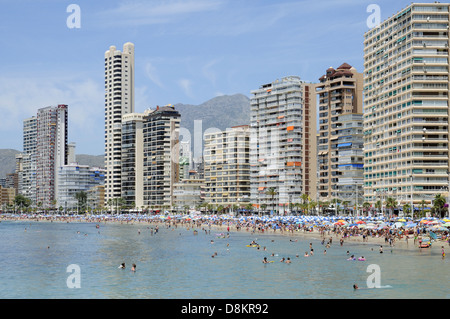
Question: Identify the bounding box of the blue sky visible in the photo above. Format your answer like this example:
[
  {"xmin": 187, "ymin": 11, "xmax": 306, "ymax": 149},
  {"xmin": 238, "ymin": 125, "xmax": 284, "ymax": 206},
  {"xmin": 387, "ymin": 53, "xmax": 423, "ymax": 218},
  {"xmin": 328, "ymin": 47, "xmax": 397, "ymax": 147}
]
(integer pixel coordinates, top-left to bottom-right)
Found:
[{"xmin": 0, "ymin": 0, "xmax": 419, "ymax": 155}]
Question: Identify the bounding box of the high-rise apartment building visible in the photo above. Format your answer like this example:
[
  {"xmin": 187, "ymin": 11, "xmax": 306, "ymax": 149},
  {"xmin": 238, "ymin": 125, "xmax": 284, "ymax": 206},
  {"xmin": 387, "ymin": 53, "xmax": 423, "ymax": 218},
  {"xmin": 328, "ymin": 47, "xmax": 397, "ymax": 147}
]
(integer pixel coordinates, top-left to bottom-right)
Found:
[
  {"xmin": 335, "ymin": 113, "xmax": 364, "ymax": 209},
  {"xmin": 17, "ymin": 116, "xmax": 37, "ymax": 202},
  {"xmin": 363, "ymin": 3, "xmax": 450, "ymax": 207},
  {"xmin": 316, "ymin": 63, "xmax": 363, "ymax": 203},
  {"xmin": 143, "ymin": 105, "xmax": 181, "ymax": 209},
  {"xmin": 121, "ymin": 112, "xmax": 145, "ymax": 209},
  {"xmin": 204, "ymin": 125, "xmax": 250, "ymax": 208},
  {"xmin": 250, "ymin": 76, "xmax": 317, "ymax": 214},
  {"xmin": 35, "ymin": 105, "xmax": 68, "ymax": 208},
  {"xmin": 104, "ymin": 42, "xmax": 135, "ymax": 203}
]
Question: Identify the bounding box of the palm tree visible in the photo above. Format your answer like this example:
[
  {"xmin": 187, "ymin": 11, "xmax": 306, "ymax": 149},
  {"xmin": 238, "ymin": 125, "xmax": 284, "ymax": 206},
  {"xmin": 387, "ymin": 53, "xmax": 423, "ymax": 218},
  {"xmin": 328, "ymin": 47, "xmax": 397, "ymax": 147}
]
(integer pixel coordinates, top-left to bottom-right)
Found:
[
  {"xmin": 300, "ymin": 194, "xmax": 310, "ymax": 215},
  {"xmin": 433, "ymin": 194, "xmax": 446, "ymax": 218},
  {"xmin": 402, "ymin": 203, "xmax": 411, "ymax": 217},
  {"xmin": 374, "ymin": 200, "xmax": 382, "ymax": 215},
  {"xmin": 385, "ymin": 197, "xmax": 397, "ymax": 218},
  {"xmin": 362, "ymin": 202, "xmax": 371, "ymax": 216},
  {"xmin": 309, "ymin": 200, "xmax": 317, "ymax": 216},
  {"xmin": 420, "ymin": 200, "xmax": 426, "ymax": 218},
  {"xmin": 265, "ymin": 187, "xmax": 277, "ymax": 215},
  {"xmin": 75, "ymin": 191, "xmax": 87, "ymax": 214}
]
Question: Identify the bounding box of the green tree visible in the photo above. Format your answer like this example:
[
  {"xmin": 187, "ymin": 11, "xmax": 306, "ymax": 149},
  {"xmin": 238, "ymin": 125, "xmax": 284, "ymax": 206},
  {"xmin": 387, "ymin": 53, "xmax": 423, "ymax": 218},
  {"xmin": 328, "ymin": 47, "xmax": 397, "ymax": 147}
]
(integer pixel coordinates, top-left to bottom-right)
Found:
[
  {"xmin": 433, "ymin": 194, "xmax": 446, "ymax": 218},
  {"xmin": 266, "ymin": 187, "xmax": 277, "ymax": 215},
  {"xmin": 75, "ymin": 191, "xmax": 88, "ymax": 213},
  {"xmin": 301, "ymin": 194, "xmax": 310, "ymax": 215},
  {"xmin": 14, "ymin": 194, "xmax": 32, "ymax": 211},
  {"xmin": 385, "ymin": 197, "xmax": 397, "ymax": 217}
]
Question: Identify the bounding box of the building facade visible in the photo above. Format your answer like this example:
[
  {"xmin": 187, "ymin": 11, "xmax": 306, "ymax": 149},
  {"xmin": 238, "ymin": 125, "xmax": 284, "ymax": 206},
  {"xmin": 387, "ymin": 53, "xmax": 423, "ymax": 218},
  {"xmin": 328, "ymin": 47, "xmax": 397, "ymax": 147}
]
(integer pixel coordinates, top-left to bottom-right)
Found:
[
  {"xmin": 249, "ymin": 76, "xmax": 317, "ymax": 214},
  {"xmin": 18, "ymin": 116, "xmax": 38, "ymax": 203},
  {"xmin": 143, "ymin": 105, "xmax": 181, "ymax": 210},
  {"xmin": 316, "ymin": 63, "xmax": 363, "ymax": 203},
  {"xmin": 204, "ymin": 125, "xmax": 250, "ymax": 209},
  {"xmin": 121, "ymin": 112, "xmax": 145, "ymax": 209},
  {"xmin": 335, "ymin": 113, "xmax": 364, "ymax": 210},
  {"xmin": 57, "ymin": 164, "xmax": 105, "ymax": 210},
  {"xmin": 35, "ymin": 105, "xmax": 68, "ymax": 208},
  {"xmin": 104, "ymin": 42, "xmax": 135, "ymax": 204},
  {"xmin": 363, "ymin": 3, "xmax": 450, "ymax": 207},
  {"xmin": 172, "ymin": 171, "xmax": 205, "ymax": 211}
]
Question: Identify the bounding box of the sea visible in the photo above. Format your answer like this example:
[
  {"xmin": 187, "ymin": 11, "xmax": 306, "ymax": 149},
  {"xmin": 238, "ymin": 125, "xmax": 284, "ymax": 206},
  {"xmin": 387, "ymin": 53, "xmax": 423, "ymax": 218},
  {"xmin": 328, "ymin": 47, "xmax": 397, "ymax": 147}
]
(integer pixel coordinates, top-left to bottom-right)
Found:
[{"xmin": 0, "ymin": 220, "xmax": 448, "ymax": 299}]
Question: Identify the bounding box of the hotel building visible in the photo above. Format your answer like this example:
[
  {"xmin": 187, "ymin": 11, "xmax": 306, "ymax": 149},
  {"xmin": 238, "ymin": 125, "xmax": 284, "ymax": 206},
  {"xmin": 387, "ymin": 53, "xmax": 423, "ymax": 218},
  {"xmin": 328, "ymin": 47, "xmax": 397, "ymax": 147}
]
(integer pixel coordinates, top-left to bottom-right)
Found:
[
  {"xmin": 363, "ymin": 3, "xmax": 450, "ymax": 207},
  {"xmin": 250, "ymin": 76, "xmax": 317, "ymax": 213},
  {"xmin": 35, "ymin": 105, "xmax": 68, "ymax": 208},
  {"xmin": 143, "ymin": 105, "xmax": 181, "ymax": 210},
  {"xmin": 204, "ymin": 125, "xmax": 250, "ymax": 208},
  {"xmin": 121, "ymin": 112, "xmax": 145, "ymax": 209},
  {"xmin": 316, "ymin": 63, "xmax": 364, "ymax": 203},
  {"xmin": 104, "ymin": 42, "xmax": 135, "ymax": 204}
]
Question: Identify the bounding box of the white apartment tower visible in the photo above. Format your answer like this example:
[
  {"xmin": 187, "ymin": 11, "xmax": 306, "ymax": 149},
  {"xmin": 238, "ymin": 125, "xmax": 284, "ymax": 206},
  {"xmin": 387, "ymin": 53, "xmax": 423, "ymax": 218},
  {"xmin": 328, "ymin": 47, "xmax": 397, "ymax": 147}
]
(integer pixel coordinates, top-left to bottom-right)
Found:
[
  {"xmin": 363, "ymin": 3, "xmax": 450, "ymax": 208},
  {"xmin": 104, "ymin": 42, "xmax": 135, "ymax": 203},
  {"xmin": 35, "ymin": 105, "xmax": 68, "ymax": 208},
  {"xmin": 250, "ymin": 76, "xmax": 317, "ymax": 214}
]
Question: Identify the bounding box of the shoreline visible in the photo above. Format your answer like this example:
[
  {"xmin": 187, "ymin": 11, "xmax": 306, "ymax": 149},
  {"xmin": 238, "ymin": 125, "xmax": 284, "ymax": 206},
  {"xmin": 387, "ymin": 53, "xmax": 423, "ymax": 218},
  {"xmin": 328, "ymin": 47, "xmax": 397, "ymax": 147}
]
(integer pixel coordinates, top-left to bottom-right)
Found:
[{"xmin": 2, "ymin": 214, "xmax": 448, "ymax": 254}]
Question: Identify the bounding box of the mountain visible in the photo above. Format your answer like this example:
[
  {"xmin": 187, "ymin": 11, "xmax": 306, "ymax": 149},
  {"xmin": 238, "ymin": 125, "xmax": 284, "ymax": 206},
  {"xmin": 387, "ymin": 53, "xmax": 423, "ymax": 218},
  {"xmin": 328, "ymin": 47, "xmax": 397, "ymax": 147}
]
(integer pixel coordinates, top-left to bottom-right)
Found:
[
  {"xmin": 0, "ymin": 149, "xmax": 21, "ymax": 179},
  {"xmin": 174, "ymin": 93, "xmax": 251, "ymax": 139}
]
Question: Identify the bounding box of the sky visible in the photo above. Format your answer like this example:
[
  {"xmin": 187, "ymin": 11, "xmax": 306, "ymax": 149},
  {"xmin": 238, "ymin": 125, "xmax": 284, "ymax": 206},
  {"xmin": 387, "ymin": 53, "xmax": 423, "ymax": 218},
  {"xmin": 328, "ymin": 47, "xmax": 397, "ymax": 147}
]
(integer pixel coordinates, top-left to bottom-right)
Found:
[{"xmin": 0, "ymin": 0, "xmax": 419, "ymax": 155}]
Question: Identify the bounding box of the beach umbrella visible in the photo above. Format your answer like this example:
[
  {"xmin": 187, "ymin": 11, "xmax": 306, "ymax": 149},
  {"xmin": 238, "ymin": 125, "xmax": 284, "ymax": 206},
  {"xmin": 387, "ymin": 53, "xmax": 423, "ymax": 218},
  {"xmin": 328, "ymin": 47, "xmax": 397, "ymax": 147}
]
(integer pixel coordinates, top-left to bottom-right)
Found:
[{"xmin": 442, "ymin": 222, "xmax": 450, "ymax": 227}]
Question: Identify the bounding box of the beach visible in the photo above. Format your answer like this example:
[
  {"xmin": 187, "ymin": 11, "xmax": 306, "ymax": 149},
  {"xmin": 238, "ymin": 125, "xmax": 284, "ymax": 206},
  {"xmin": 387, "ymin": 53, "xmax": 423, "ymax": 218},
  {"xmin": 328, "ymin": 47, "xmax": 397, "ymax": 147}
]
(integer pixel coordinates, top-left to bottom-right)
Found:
[{"xmin": 2, "ymin": 212, "xmax": 448, "ymax": 253}]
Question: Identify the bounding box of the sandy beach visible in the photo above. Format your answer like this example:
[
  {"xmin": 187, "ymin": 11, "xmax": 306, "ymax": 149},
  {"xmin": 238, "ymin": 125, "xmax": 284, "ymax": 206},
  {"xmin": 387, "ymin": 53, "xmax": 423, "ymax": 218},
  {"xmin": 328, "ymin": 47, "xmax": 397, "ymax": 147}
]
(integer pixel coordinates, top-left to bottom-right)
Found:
[{"xmin": 2, "ymin": 213, "xmax": 448, "ymax": 254}]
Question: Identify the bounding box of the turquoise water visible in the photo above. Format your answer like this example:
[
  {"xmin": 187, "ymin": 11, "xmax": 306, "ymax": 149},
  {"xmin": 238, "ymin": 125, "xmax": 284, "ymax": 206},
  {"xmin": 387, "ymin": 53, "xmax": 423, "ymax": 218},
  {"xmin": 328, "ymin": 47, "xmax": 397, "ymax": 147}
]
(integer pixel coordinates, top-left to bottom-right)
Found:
[{"xmin": 0, "ymin": 220, "xmax": 448, "ymax": 299}]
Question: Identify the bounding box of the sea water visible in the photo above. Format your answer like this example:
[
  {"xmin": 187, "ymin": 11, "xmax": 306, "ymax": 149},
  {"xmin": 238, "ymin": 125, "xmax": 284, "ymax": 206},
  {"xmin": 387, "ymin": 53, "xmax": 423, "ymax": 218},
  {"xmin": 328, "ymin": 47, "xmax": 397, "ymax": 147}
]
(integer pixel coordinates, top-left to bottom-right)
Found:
[{"xmin": 0, "ymin": 220, "xmax": 448, "ymax": 299}]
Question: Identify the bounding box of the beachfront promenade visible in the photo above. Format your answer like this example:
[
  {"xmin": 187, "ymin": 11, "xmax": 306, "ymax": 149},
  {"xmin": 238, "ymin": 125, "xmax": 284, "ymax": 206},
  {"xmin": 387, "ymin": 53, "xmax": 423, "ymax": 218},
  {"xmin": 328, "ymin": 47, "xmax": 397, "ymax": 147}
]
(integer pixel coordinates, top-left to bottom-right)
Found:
[{"xmin": 2, "ymin": 213, "xmax": 449, "ymax": 250}]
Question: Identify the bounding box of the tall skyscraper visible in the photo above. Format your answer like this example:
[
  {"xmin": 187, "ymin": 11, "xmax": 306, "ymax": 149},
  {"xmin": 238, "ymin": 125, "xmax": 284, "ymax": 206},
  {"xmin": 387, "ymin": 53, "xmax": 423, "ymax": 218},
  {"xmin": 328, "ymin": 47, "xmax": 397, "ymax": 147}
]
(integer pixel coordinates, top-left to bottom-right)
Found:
[
  {"xmin": 17, "ymin": 116, "xmax": 37, "ymax": 202},
  {"xmin": 316, "ymin": 63, "xmax": 363, "ymax": 203},
  {"xmin": 250, "ymin": 76, "xmax": 317, "ymax": 214},
  {"xmin": 35, "ymin": 105, "xmax": 68, "ymax": 208},
  {"xmin": 143, "ymin": 105, "xmax": 181, "ymax": 210},
  {"xmin": 363, "ymin": 3, "xmax": 450, "ymax": 208},
  {"xmin": 121, "ymin": 112, "xmax": 145, "ymax": 209},
  {"xmin": 104, "ymin": 42, "xmax": 135, "ymax": 203}
]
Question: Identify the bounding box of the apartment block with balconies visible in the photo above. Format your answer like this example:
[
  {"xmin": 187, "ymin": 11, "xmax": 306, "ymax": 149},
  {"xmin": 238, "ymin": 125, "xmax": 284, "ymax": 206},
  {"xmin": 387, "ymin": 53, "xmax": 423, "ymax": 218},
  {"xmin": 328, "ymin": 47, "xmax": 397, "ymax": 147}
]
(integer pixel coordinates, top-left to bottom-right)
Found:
[{"xmin": 363, "ymin": 3, "xmax": 450, "ymax": 207}]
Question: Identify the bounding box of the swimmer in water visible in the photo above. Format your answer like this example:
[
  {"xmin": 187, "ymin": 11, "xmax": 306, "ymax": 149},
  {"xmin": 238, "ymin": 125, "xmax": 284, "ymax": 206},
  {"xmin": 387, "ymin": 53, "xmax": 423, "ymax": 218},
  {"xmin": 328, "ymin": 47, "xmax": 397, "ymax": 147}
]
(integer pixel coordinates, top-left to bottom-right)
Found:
[
  {"xmin": 118, "ymin": 263, "xmax": 125, "ymax": 269},
  {"xmin": 353, "ymin": 284, "xmax": 359, "ymax": 290},
  {"xmin": 131, "ymin": 264, "xmax": 136, "ymax": 272}
]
